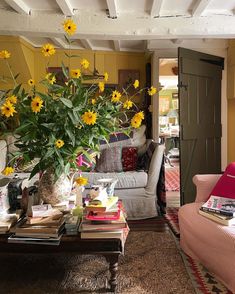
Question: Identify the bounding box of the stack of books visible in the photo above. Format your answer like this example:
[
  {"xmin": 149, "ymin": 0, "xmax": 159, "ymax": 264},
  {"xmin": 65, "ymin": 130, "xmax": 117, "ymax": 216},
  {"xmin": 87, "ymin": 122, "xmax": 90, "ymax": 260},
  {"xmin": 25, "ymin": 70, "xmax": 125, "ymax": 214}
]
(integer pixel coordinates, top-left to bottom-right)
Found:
[
  {"xmin": 80, "ymin": 195, "xmax": 129, "ymax": 239},
  {"xmin": 0, "ymin": 210, "xmax": 23, "ymax": 234},
  {"xmin": 199, "ymin": 195, "xmax": 235, "ymax": 226},
  {"xmin": 8, "ymin": 204, "xmax": 65, "ymax": 245}
]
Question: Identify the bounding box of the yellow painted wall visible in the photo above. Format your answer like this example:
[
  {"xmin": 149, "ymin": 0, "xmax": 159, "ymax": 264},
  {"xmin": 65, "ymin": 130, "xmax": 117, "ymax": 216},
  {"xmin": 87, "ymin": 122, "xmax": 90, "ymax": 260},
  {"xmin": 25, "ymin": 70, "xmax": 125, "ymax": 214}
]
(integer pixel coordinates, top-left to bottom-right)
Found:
[
  {"xmin": 0, "ymin": 36, "xmax": 146, "ymax": 106},
  {"xmin": 0, "ymin": 36, "xmax": 34, "ymax": 90},
  {"xmin": 227, "ymin": 40, "xmax": 235, "ymax": 162}
]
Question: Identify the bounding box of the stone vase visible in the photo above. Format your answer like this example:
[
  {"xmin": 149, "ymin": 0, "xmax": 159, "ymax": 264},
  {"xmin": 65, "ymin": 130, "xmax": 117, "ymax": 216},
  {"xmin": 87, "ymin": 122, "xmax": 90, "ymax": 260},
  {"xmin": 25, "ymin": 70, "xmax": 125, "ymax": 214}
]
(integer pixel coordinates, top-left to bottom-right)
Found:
[{"xmin": 38, "ymin": 168, "xmax": 72, "ymax": 205}]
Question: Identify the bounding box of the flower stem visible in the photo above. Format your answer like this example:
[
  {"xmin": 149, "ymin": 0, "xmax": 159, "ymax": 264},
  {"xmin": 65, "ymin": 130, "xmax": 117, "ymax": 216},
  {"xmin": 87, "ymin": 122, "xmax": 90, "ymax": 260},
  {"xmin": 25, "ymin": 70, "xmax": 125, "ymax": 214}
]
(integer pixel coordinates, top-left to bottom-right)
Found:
[{"xmin": 6, "ymin": 60, "xmax": 17, "ymax": 87}]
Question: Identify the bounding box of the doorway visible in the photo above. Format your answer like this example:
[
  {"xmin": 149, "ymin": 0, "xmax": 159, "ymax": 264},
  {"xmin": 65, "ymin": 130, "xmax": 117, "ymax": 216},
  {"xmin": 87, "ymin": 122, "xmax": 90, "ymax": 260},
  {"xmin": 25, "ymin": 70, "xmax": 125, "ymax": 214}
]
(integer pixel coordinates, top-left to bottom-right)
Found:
[{"xmin": 158, "ymin": 58, "xmax": 180, "ymax": 208}]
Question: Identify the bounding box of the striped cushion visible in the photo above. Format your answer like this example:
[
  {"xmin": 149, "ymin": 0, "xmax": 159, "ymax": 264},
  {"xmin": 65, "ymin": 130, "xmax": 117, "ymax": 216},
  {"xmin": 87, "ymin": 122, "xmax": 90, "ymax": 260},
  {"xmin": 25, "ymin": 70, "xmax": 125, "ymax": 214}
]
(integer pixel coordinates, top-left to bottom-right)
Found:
[{"xmin": 137, "ymin": 141, "xmax": 159, "ymax": 171}]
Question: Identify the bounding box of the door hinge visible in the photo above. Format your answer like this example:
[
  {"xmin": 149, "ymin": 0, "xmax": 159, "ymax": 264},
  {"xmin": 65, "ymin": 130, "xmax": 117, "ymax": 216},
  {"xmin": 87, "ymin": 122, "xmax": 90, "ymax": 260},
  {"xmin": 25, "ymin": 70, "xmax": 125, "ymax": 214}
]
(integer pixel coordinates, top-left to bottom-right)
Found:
[{"xmin": 178, "ymin": 82, "xmax": 188, "ymax": 90}]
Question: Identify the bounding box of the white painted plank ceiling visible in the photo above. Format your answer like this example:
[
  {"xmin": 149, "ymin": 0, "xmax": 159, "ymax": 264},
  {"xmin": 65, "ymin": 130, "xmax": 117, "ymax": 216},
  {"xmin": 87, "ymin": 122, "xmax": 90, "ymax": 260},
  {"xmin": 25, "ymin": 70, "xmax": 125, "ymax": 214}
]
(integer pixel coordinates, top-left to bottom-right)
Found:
[{"xmin": 0, "ymin": 0, "xmax": 234, "ymax": 51}]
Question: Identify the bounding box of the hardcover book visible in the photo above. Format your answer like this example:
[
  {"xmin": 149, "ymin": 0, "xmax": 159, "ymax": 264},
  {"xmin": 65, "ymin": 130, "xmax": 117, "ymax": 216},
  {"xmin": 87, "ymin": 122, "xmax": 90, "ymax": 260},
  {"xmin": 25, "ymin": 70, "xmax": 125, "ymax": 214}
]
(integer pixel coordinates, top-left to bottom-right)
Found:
[
  {"xmin": 199, "ymin": 208, "xmax": 235, "ymax": 226},
  {"xmin": 201, "ymin": 195, "xmax": 235, "ymax": 216}
]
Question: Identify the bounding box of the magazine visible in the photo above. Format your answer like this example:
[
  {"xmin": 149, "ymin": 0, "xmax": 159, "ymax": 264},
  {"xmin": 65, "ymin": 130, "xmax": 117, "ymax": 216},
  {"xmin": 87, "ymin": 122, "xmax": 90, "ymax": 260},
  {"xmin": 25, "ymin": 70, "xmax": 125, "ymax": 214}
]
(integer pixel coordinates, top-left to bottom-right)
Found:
[
  {"xmin": 201, "ymin": 195, "xmax": 235, "ymax": 217},
  {"xmin": 199, "ymin": 208, "xmax": 235, "ymax": 226}
]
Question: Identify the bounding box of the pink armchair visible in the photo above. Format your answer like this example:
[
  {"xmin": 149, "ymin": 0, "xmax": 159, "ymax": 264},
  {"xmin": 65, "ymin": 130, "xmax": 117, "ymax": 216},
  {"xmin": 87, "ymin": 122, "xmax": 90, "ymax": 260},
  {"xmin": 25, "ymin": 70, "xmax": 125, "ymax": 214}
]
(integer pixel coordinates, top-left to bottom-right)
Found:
[{"xmin": 178, "ymin": 174, "xmax": 235, "ymax": 293}]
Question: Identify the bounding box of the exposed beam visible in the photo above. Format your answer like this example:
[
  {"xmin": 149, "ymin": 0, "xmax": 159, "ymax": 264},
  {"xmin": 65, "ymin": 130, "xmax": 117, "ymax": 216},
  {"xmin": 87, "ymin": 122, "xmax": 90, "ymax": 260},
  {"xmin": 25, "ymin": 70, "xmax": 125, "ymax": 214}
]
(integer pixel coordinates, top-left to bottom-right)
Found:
[
  {"xmin": 56, "ymin": 0, "xmax": 74, "ymax": 16},
  {"xmin": 5, "ymin": 0, "xmax": 30, "ymax": 15},
  {"xmin": 150, "ymin": 0, "xmax": 164, "ymax": 18},
  {"xmin": 0, "ymin": 11, "xmax": 235, "ymax": 40},
  {"xmin": 113, "ymin": 40, "xmax": 120, "ymax": 51},
  {"xmin": 106, "ymin": 0, "xmax": 117, "ymax": 19},
  {"xmin": 192, "ymin": 0, "xmax": 211, "ymax": 16},
  {"xmin": 51, "ymin": 37, "xmax": 69, "ymax": 49},
  {"xmin": 171, "ymin": 39, "xmax": 183, "ymax": 44},
  {"xmin": 80, "ymin": 39, "xmax": 93, "ymax": 50}
]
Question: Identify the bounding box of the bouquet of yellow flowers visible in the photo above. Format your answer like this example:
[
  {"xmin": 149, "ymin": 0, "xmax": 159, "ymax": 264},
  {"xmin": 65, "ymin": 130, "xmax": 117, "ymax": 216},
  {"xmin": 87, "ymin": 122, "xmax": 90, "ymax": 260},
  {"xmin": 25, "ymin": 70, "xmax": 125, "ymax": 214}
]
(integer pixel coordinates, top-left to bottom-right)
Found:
[{"xmin": 0, "ymin": 19, "xmax": 156, "ymax": 181}]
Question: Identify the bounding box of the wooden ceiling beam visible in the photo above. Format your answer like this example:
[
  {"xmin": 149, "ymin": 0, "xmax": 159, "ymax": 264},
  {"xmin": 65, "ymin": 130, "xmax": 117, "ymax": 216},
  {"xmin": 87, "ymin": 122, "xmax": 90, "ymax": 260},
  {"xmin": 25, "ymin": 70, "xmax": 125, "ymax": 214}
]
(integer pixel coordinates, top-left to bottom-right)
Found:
[
  {"xmin": 5, "ymin": 0, "xmax": 30, "ymax": 15},
  {"xmin": 192, "ymin": 0, "xmax": 212, "ymax": 16},
  {"xmin": 56, "ymin": 0, "xmax": 74, "ymax": 16},
  {"xmin": 113, "ymin": 40, "xmax": 120, "ymax": 51},
  {"xmin": 80, "ymin": 39, "xmax": 93, "ymax": 50},
  {"xmin": 150, "ymin": 0, "xmax": 164, "ymax": 18},
  {"xmin": 106, "ymin": 0, "xmax": 118, "ymax": 19}
]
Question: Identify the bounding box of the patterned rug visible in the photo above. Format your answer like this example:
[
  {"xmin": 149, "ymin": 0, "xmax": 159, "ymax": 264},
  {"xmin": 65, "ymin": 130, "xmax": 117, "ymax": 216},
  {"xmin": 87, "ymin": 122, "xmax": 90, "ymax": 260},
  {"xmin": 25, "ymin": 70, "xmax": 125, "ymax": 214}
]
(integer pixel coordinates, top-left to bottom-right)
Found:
[
  {"xmin": 165, "ymin": 166, "xmax": 180, "ymax": 191},
  {"xmin": 164, "ymin": 207, "xmax": 180, "ymax": 237},
  {"xmin": 165, "ymin": 208, "xmax": 232, "ymax": 294}
]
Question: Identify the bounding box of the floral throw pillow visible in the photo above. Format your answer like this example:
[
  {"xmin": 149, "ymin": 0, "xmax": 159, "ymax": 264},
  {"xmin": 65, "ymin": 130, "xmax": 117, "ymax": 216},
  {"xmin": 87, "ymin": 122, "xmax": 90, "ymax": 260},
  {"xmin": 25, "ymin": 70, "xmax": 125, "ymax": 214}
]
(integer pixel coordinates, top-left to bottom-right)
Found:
[{"xmin": 122, "ymin": 147, "xmax": 138, "ymax": 171}]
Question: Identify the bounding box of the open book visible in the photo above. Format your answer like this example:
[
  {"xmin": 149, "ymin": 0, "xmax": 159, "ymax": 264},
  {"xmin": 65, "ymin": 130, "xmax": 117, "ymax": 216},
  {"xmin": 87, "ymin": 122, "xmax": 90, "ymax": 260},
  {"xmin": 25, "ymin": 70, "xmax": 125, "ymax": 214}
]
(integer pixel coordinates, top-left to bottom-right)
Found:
[{"xmin": 201, "ymin": 195, "xmax": 235, "ymax": 217}]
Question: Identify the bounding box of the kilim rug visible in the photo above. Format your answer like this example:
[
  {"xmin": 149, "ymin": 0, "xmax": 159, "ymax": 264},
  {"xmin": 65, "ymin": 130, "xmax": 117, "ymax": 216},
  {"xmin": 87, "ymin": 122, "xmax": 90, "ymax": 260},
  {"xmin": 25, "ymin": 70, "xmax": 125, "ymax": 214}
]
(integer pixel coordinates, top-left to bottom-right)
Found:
[
  {"xmin": 165, "ymin": 166, "xmax": 180, "ymax": 191},
  {"xmin": 164, "ymin": 207, "xmax": 180, "ymax": 237},
  {"xmin": 164, "ymin": 209, "xmax": 232, "ymax": 294}
]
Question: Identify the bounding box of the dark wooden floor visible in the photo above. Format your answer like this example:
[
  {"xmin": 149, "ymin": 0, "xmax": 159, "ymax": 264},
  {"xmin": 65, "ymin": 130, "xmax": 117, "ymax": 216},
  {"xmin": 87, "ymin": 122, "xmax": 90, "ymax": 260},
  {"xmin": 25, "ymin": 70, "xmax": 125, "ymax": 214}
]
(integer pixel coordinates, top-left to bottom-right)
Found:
[{"xmin": 127, "ymin": 216, "xmax": 169, "ymax": 232}]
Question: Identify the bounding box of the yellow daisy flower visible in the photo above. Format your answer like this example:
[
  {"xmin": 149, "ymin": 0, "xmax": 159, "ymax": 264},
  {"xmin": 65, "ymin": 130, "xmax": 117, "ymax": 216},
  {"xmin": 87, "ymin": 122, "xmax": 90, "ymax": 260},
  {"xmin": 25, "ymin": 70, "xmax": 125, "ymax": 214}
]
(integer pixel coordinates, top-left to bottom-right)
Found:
[
  {"xmin": 111, "ymin": 90, "xmax": 121, "ymax": 103},
  {"xmin": 31, "ymin": 96, "xmax": 43, "ymax": 113},
  {"xmin": 81, "ymin": 58, "xmax": 89, "ymax": 69},
  {"xmin": 41, "ymin": 43, "xmax": 56, "ymax": 57},
  {"xmin": 1, "ymin": 101, "xmax": 17, "ymax": 118},
  {"xmin": 75, "ymin": 176, "xmax": 88, "ymax": 186},
  {"xmin": 91, "ymin": 98, "xmax": 96, "ymax": 105},
  {"xmin": 123, "ymin": 100, "xmax": 133, "ymax": 110},
  {"xmin": 6, "ymin": 95, "xmax": 17, "ymax": 104},
  {"xmin": 2, "ymin": 166, "xmax": 14, "ymax": 176},
  {"xmin": 63, "ymin": 19, "xmax": 77, "ymax": 36},
  {"xmin": 131, "ymin": 115, "xmax": 142, "ymax": 129},
  {"xmin": 55, "ymin": 139, "xmax": 64, "ymax": 148},
  {"xmin": 135, "ymin": 111, "xmax": 145, "ymax": 120},
  {"xmin": 104, "ymin": 72, "xmax": 109, "ymax": 82},
  {"xmin": 148, "ymin": 86, "xmax": 157, "ymax": 96},
  {"xmin": 28, "ymin": 79, "xmax": 35, "ymax": 86},
  {"xmin": 133, "ymin": 80, "xmax": 139, "ymax": 89},
  {"xmin": 82, "ymin": 111, "xmax": 97, "ymax": 125},
  {"xmin": 71, "ymin": 69, "xmax": 81, "ymax": 79},
  {"xmin": 98, "ymin": 82, "xmax": 105, "ymax": 93},
  {"xmin": 45, "ymin": 73, "xmax": 56, "ymax": 85},
  {"xmin": 0, "ymin": 50, "xmax": 10, "ymax": 59}
]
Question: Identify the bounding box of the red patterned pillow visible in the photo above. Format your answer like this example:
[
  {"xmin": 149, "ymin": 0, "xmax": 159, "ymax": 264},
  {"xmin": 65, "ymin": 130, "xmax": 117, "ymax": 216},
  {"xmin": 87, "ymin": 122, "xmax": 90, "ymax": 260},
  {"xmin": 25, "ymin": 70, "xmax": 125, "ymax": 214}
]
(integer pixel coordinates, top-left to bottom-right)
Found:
[{"xmin": 122, "ymin": 147, "xmax": 138, "ymax": 171}]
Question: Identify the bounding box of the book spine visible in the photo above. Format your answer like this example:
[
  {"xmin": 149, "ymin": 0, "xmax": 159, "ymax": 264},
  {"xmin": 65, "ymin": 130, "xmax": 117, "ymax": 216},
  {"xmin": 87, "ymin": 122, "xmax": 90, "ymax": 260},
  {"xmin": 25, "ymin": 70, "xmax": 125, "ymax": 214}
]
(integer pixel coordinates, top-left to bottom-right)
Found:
[{"xmin": 201, "ymin": 206, "xmax": 234, "ymax": 217}]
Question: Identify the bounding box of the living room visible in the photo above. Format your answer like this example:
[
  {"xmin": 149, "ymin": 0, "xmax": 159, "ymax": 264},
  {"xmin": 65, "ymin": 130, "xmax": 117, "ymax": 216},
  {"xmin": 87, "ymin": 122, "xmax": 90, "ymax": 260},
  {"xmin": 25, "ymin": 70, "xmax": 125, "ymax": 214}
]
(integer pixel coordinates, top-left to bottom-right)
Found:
[{"xmin": 1, "ymin": 0, "xmax": 235, "ymax": 293}]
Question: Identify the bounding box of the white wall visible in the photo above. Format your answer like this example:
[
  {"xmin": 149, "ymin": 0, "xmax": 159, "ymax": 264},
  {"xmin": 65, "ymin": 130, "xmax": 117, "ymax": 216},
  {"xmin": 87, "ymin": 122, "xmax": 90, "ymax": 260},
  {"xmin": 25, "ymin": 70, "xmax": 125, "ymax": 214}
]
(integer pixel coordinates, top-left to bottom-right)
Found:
[{"xmin": 151, "ymin": 42, "xmax": 228, "ymax": 169}]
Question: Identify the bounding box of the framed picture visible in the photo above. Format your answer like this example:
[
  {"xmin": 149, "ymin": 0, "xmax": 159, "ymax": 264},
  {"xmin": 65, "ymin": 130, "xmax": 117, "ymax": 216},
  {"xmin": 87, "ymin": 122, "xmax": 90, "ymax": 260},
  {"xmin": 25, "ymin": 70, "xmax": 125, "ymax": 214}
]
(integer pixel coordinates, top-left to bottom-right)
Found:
[
  {"xmin": 172, "ymin": 92, "xmax": 178, "ymax": 99},
  {"xmin": 172, "ymin": 98, "xmax": 179, "ymax": 109},
  {"xmin": 47, "ymin": 67, "xmax": 68, "ymax": 85},
  {"xmin": 159, "ymin": 96, "xmax": 170, "ymax": 115},
  {"xmin": 118, "ymin": 69, "xmax": 140, "ymax": 95}
]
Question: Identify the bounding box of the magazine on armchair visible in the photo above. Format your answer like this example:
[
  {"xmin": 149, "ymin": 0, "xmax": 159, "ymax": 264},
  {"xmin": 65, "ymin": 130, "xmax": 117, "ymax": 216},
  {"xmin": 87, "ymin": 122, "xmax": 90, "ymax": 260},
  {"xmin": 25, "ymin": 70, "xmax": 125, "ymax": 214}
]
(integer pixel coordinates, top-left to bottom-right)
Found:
[{"xmin": 201, "ymin": 195, "xmax": 235, "ymax": 217}]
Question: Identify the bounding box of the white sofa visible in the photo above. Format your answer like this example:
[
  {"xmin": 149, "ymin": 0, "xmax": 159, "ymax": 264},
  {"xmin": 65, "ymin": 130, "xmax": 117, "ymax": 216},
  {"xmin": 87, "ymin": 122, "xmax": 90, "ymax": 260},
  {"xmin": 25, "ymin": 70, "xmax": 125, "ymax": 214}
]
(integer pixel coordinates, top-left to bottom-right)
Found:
[{"xmin": 82, "ymin": 143, "xmax": 165, "ymax": 220}]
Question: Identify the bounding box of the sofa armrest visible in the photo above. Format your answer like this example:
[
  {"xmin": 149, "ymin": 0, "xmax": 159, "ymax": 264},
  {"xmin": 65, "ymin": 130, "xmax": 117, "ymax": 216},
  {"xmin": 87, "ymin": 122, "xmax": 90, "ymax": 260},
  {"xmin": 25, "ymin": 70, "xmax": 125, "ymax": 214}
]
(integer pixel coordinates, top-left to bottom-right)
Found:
[
  {"xmin": 193, "ymin": 174, "xmax": 222, "ymax": 203},
  {"xmin": 145, "ymin": 144, "xmax": 165, "ymax": 195}
]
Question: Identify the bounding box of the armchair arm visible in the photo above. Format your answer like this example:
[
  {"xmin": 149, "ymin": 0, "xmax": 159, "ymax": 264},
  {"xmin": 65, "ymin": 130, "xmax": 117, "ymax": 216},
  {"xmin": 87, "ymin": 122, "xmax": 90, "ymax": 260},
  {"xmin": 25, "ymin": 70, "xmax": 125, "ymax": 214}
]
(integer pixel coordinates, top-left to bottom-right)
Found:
[
  {"xmin": 145, "ymin": 144, "xmax": 165, "ymax": 195},
  {"xmin": 193, "ymin": 174, "xmax": 222, "ymax": 203}
]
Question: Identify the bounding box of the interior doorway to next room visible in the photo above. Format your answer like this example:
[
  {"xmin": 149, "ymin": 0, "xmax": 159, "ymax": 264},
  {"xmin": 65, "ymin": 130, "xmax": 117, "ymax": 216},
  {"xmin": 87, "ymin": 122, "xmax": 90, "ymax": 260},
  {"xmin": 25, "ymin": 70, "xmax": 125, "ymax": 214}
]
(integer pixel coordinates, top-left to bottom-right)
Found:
[{"xmin": 159, "ymin": 58, "xmax": 180, "ymax": 208}]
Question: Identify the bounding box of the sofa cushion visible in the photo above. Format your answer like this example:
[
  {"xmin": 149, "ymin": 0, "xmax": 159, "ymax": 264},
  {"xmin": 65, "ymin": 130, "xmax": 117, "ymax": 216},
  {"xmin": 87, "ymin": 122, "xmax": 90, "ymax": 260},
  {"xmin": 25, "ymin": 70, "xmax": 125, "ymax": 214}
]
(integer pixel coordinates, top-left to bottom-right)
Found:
[
  {"xmin": 137, "ymin": 141, "xmax": 159, "ymax": 171},
  {"xmin": 122, "ymin": 147, "xmax": 138, "ymax": 171},
  {"xmin": 209, "ymin": 162, "xmax": 235, "ymax": 200},
  {"xmin": 96, "ymin": 146, "xmax": 123, "ymax": 172},
  {"xmin": 82, "ymin": 171, "xmax": 148, "ymax": 189}
]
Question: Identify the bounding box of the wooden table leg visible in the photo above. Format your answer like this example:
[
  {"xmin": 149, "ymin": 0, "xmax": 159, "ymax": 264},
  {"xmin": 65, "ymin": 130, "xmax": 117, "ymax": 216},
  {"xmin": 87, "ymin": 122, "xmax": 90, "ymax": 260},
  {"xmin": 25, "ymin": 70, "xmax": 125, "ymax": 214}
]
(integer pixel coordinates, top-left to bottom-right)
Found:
[{"xmin": 105, "ymin": 254, "xmax": 119, "ymax": 292}]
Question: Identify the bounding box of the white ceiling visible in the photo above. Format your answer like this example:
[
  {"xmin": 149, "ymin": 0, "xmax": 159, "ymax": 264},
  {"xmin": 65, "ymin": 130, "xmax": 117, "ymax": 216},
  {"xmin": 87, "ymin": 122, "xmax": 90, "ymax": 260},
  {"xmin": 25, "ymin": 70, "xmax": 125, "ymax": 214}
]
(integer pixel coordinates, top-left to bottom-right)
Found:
[{"xmin": 0, "ymin": 0, "xmax": 235, "ymax": 52}]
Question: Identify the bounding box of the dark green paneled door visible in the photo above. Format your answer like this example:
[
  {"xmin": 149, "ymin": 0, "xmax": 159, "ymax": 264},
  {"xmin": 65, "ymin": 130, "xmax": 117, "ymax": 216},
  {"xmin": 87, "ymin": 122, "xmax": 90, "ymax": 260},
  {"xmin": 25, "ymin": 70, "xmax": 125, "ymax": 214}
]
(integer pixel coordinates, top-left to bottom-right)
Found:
[{"xmin": 178, "ymin": 48, "xmax": 224, "ymax": 204}]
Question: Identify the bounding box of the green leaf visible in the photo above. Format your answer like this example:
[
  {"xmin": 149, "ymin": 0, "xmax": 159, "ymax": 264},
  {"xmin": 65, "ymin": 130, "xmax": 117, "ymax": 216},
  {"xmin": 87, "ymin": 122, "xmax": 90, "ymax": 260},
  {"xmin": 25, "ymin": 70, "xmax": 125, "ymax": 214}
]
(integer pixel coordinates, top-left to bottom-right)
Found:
[
  {"xmin": 61, "ymin": 62, "xmax": 69, "ymax": 79},
  {"xmin": 29, "ymin": 162, "xmax": 41, "ymax": 179},
  {"xmin": 64, "ymin": 162, "xmax": 70, "ymax": 176},
  {"xmin": 43, "ymin": 148, "xmax": 54, "ymax": 160},
  {"xmin": 60, "ymin": 98, "xmax": 73, "ymax": 108},
  {"xmin": 13, "ymin": 84, "xmax": 21, "ymax": 95},
  {"xmin": 66, "ymin": 128, "xmax": 75, "ymax": 146}
]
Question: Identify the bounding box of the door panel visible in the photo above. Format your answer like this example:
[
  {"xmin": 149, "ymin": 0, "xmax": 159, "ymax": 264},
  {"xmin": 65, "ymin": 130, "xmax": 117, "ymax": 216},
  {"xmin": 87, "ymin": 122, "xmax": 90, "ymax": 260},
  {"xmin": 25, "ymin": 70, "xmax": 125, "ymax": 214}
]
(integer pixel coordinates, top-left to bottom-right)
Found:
[{"xmin": 178, "ymin": 48, "xmax": 224, "ymax": 204}]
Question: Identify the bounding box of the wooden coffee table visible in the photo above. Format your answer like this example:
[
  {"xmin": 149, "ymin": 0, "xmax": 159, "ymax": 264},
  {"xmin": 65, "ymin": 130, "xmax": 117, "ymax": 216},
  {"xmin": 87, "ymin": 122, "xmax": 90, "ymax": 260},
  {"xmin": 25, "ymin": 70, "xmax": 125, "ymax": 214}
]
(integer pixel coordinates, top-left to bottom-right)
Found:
[{"xmin": 0, "ymin": 232, "xmax": 128, "ymax": 292}]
